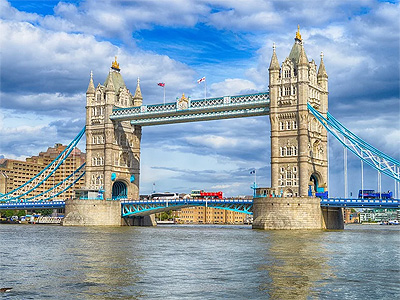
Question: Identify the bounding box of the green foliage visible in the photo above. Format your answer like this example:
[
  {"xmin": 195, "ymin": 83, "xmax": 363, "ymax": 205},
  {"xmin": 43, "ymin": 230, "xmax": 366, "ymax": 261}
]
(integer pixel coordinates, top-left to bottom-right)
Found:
[
  {"xmin": 35, "ymin": 209, "xmax": 53, "ymax": 216},
  {"xmin": 160, "ymin": 211, "xmax": 173, "ymax": 221},
  {"xmin": 1, "ymin": 210, "xmax": 26, "ymax": 218}
]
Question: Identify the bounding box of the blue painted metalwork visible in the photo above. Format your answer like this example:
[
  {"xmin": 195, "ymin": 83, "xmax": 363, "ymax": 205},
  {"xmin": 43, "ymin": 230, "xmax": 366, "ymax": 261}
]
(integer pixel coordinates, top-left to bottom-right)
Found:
[
  {"xmin": 0, "ymin": 127, "xmax": 86, "ymax": 201},
  {"xmin": 308, "ymin": 104, "xmax": 400, "ymax": 181},
  {"xmin": 2, "ymin": 197, "xmax": 399, "ymax": 214},
  {"xmin": 121, "ymin": 199, "xmax": 253, "ymax": 217},
  {"xmin": 0, "ymin": 201, "xmax": 66, "ymax": 210},
  {"xmin": 110, "ymin": 92, "xmax": 270, "ymax": 125},
  {"xmin": 22, "ymin": 163, "xmax": 86, "ymax": 202},
  {"xmin": 320, "ymin": 198, "xmax": 400, "ymax": 208}
]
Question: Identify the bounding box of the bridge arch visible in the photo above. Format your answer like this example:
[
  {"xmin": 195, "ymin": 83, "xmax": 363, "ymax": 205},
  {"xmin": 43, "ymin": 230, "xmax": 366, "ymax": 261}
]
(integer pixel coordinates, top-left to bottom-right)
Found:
[
  {"xmin": 309, "ymin": 173, "xmax": 322, "ymax": 195},
  {"xmin": 112, "ymin": 180, "xmax": 127, "ymax": 199}
]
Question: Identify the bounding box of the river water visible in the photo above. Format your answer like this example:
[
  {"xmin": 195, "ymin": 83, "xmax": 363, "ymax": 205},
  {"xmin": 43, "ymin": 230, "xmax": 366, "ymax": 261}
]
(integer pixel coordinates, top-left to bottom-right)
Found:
[{"xmin": 0, "ymin": 224, "xmax": 399, "ymax": 299}]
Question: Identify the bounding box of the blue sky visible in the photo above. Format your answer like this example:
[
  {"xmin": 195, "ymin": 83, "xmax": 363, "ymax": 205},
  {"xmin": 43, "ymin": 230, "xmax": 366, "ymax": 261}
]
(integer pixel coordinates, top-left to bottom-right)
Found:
[{"xmin": 0, "ymin": 0, "xmax": 399, "ymax": 197}]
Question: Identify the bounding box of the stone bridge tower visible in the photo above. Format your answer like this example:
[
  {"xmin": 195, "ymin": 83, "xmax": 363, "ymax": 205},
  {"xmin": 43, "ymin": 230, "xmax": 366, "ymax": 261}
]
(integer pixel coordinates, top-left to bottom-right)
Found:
[
  {"xmin": 269, "ymin": 27, "xmax": 328, "ymax": 198},
  {"xmin": 85, "ymin": 57, "xmax": 142, "ymax": 200}
]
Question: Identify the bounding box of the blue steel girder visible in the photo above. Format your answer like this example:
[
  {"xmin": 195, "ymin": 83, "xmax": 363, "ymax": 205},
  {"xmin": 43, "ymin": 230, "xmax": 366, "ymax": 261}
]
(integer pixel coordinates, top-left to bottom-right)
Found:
[
  {"xmin": 307, "ymin": 104, "xmax": 400, "ymax": 181},
  {"xmin": 0, "ymin": 201, "xmax": 66, "ymax": 210},
  {"xmin": 320, "ymin": 198, "xmax": 400, "ymax": 208},
  {"xmin": 121, "ymin": 199, "xmax": 253, "ymax": 217},
  {"xmin": 110, "ymin": 92, "xmax": 270, "ymax": 126}
]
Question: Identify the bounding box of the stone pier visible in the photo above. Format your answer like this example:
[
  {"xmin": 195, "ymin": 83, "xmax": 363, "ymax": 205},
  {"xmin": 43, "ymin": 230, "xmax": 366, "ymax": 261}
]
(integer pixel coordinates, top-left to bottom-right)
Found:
[
  {"xmin": 62, "ymin": 199, "xmax": 122, "ymax": 226},
  {"xmin": 252, "ymin": 197, "xmax": 344, "ymax": 230}
]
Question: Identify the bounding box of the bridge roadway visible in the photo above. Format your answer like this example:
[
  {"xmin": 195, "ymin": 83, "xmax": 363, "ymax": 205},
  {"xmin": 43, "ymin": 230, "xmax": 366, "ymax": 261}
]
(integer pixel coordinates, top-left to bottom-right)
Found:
[{"xmin": 0, "ymin": 198, "xmax": 399, "ymax": 216}]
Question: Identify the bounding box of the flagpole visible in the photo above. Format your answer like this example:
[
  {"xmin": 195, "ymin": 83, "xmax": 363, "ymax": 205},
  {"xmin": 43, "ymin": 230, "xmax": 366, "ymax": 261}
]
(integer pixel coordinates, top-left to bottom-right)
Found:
[
  {"xmin": 204, "ymin": 78, "xmax": 207, "ymax": 100},
  {"xmin": 254, "ymin": 169, "xmax": 257, "ymax": 186},
  {"xmin": 163, "ymin": 85, "xmax": 166, "ymax": 105}
]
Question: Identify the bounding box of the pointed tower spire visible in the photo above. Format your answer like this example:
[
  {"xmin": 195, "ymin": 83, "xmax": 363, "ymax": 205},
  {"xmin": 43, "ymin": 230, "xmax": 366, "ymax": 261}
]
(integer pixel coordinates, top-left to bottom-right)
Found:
[
  {"xmin": 269, "ymin": 42, "xmax": 280, "ymax": 70},
  {"xmin": 133, "ymin": 77, "xmax": 143, "ymax": 106},
  {"xmin": 317, "ymin": 51, "xmax": 328, "ymax": 78},
  {"xmin": 86, "ymin": 71, "xmax": 95, "ymax": 94},
  {"xmin": 298, "ymin": 43, "xmax": 308, "ymax": 66},
  {"xmin": 105, "ymin": 70, "xmax": 115, "ymax": 92}
]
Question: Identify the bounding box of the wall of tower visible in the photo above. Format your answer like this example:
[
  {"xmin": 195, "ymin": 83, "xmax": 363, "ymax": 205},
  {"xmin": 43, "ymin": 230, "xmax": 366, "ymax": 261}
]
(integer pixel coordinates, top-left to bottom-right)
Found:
[
  {"xmin": 85, "ymin": 69, "xmax": 142, "ymax": 201},
  {"xmin": 269, "ymin": 39, "xmax": 328, "ymax": 198}
]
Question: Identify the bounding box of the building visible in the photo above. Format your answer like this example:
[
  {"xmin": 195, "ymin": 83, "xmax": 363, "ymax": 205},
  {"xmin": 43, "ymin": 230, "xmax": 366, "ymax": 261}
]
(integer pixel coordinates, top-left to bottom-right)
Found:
[
  {"xmin": 360, "ymin": 209, "xmax": 399, "ymax": 223},
  {"xmin": 268, "ymin": 26, "xmax": 328, "ymax": 197},
  {"xmin": 344, "ymin": 208, "xmax": 360, "ymax": 224},
  {"xmin": 0, "ymin": 143, "xmax": 85, "ymax": 200},
  {"xmin": 85, "ymin": 58, "xmax": 142, "ymax": 200},
  {"xmin": 177, "ymin": 206, "xmax": 249, "ymax": 224}
]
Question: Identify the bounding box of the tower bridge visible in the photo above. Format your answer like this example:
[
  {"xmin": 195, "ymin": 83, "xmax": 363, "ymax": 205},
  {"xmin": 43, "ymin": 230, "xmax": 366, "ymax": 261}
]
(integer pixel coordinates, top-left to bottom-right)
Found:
[{"xmin": 1, "ymin": 27, "xmax": 399, "ymax": 229}]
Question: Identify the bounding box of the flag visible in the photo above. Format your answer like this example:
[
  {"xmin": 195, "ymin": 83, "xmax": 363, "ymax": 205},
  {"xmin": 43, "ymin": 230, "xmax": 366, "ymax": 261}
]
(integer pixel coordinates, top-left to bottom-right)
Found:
[
  {"xmin": 250, "ymin": 170, "xmax": 256, "ymax": 174},
  {"xmin": 158, "ymin": 82, "xmax": 165, "ymax": 87},
  {"xmin": 197, "ymin": 77, "xmax": 205, "ymax": 84}
]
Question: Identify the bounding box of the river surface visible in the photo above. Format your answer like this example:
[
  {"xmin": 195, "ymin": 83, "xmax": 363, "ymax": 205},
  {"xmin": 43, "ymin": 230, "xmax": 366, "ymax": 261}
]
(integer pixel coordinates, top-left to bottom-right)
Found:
[{"xmin": 0, "ymin": 224, "xmax": 399, "ymax": 299}]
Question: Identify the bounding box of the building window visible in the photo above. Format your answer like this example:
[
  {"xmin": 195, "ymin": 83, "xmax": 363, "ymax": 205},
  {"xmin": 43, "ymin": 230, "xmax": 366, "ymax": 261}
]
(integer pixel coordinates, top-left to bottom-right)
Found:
[
  {"xmin": 293, "ymin": 166, "xmax": 297, "ymax": 172},
  {"xmin": 281, "ymin": 167, "xmax": 285, "ymax": 173},
  {"xmin": 293, "ymin": 146, "xmax": 297, "ymax": 156},
  {"xmin": 287, "ymin": 147, "xmax": 292, "ymax": 156},
  {"xmin": 285, "ymin": 86, "xmax": 290, "ymax": 96},
  {"xmin": 284, "ymin": 70, "xmax": 291, "ymax": 78},
  {"xmin": 292, "ymin": 86, "xmax": 296, "ymax": 95},
  {"xmin": 286, "ymin": 121, "xmax": 291, "ymax": 130},
  {"xmin": 280, "ymin": 147, "xmax": 285, "ymax": 157},
  {"xmin": 280, "ymin": 122, "xmax": 284, "ymax": 130},
  {"xmin": 293, "ymin": 120, "xmax": 297, "ymax": 129},
  {"xmin": 287, "ymin": 171, "xmax": 292, "ymax": 179}
]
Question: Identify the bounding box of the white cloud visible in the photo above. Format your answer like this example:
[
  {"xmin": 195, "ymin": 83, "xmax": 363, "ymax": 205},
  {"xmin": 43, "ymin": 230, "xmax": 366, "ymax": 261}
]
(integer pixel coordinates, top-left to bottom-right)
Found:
[{"xmin": 210, "ymin": 78, "xmax": 258, "ymax": 96}]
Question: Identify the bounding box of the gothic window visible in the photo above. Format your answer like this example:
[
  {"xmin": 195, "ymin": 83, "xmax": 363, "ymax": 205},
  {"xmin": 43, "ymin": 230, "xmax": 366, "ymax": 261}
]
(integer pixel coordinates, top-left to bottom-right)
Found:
[
  {"xmin": 292, "ymin": 86, "xmax": 296, "ymax": 95},
  {"xmin": 100, "ymin": 107, "xmax": 104, "ymax": 115},
  {"xmin": 287, "ymin": 171, "xmax": 292, "ymax": 179},
  {"xmin": 293, "ymin": 120, "xmax": 298, "ymax": 129},
  {"xmin": 284, "ymin": 86, "xmax": 290, "ymax": 96},
  {"xmin": 287, "ymin": 147, "xmax": 292, "ymax": 156},
  {"xmin": 279, "ymin": 87, "xmax": 282, "ymax": 97},
  {"xmin": 286, "ymin": 121, "xmax": 291, "ymax": 130},
  {"xmin": 280, "ymin": 122, "xmax": 284, "ymax": 130},
  {"xmin": 287, "ymin": 181, "xmax": 292, "ymax": 186},
  {"xmin": 280, "ymin": 147, "xmax": 285, "ymax": 157},
  {"xmin": 284, "ymin": 70, "xmax": 291, "ymax": 78},
  {"xmin": 293, "ymin": 146, "xmax": 297, "ymax": 156},
  {"xmin": 293, "ymin": 166, "xmax": 297, "ymax": 172},
  {"xmin": 313, "ymin": 141, "xmax": 320, "ymax": 159},
  {"xmin": 92, "ymin": 136, "xmax": 96, "ymax": 144},
  {"xmin": 280, "ymin": 167, "xmax": 285, "ymax": 173},
  {"xmin": 96, "ymin": 93, "xmax": 101, "ymax": 102}
]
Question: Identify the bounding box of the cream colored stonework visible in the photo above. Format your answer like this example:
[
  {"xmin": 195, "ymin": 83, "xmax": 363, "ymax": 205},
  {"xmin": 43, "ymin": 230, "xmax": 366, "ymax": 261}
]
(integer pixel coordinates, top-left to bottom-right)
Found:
[{"xmin": 85, "ymin": 65, "xmax": 142, "ymax": 200}]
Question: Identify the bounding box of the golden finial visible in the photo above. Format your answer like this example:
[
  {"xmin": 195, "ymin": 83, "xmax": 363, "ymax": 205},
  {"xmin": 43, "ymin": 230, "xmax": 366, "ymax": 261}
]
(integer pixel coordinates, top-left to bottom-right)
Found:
[
  {"xmin": 295, "ymin": 25, "xmax": 302, "ymax": 41},
  {"xmin": 111, "ymin": 56, "xmax": 120, "ymax": 71}
]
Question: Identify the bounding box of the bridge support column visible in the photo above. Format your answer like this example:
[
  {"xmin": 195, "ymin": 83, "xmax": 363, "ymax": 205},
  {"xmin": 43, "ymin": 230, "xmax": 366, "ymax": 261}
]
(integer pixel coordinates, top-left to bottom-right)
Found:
[
  {"xmin": 124, "ymin": 215, "xmax": 156, "ymax": 226},
  {"xmin": 252, "ymin": 197, "xmax": 343, "ymax": 230},
  {"xmin": 62, "ymin": 199, "xmax": 123, "ymax": 226}
]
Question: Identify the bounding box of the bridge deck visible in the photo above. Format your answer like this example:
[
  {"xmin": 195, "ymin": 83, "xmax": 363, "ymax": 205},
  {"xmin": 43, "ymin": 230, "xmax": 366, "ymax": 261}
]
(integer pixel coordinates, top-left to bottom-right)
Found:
[{"xmin": 1, "ymin": 198, "xmax": 398, "ymax": 214}]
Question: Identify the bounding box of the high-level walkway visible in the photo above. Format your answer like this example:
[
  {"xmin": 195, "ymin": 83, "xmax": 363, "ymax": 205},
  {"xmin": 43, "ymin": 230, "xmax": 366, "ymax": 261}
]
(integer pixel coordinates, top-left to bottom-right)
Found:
[{"xmin": 110, "ymin": 92, "xmax": 270, "ymax": 125}]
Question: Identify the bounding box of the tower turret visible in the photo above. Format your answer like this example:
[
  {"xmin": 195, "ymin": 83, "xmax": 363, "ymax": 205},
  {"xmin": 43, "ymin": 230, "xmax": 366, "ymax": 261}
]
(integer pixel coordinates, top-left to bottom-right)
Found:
[{"xmin": 133, "ymin": 77, "xmax": 143, "ymax": 107}]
